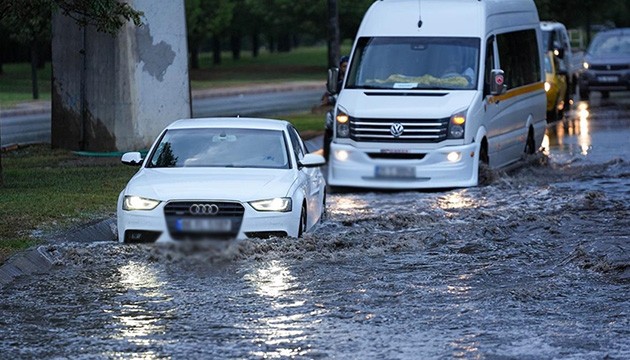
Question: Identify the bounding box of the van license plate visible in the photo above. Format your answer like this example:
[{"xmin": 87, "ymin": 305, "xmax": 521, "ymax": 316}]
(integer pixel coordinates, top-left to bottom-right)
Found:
[
  {"xmin": 375, "ymin": 166, "xmax": 415, "ymax": 179},
  {"xmin": 597, "ymin": 76, "xmax": 618, "ymax": 83},
  {"xmin": 176, "ymin": 218, "xmax": 232, "ymax": 233}
]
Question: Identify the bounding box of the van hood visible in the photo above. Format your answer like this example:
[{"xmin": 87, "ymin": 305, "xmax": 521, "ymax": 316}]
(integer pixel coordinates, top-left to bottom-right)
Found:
[
  {"xmin": 337, "ymin": 90, "xmax": 477, "ymax": 119},
  {"xmin": 124, "ymin": 168, "xmax": 296, "ymax": 201}
]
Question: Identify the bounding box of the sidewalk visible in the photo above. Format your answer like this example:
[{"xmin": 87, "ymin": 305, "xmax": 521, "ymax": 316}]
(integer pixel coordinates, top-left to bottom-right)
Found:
[{"xmin": 0, "ymin": 81, "xmax": 326, "ymax": 117}]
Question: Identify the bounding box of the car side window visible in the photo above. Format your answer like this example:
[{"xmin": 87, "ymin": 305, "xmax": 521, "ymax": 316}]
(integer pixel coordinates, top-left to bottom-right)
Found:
[{"xmin": 287, "ymin": 126, "xmax": 305, "ymax": 161}]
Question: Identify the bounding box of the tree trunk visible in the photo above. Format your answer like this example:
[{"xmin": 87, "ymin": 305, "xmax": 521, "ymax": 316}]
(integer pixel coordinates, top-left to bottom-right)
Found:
[
  {"xmin": 30, "ymin": 41, "xmax": 40, "ymax": 100},
  {"xmin": 252, "ymin": 32, "xmax": 259, "ymax": 57},
  {"xmin": 277, "ymin": 33, "xmax": 291, "ymax": 52},
  {"xmin": 212, "ymin": 36, "xmax": 221, "ymax": 65},
  {"xmin": 231, "ymin": 32, "xmax": 241, "ymax": 60},
  {"xmin": 327, "ymin": 0, "xmax": 341, "ymax": 69},
  {"xmin": 268, "ymin": 35, "xmax": 275, "ymax": 53}
]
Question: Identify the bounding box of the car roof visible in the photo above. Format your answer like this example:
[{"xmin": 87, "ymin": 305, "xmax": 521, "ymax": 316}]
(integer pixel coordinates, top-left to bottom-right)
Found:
[
  {"xmin": 595, "ymin": 27, "xmax": 630, "ymax": 36},
  {"xmin": 166, "ymin": 117, "xmax": 291, "ymax": 131}
]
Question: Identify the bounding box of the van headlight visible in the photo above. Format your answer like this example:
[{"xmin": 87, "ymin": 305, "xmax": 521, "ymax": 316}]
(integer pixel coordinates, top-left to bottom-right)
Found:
[
  {"xmin": 336, "ymin": 108, "xmax": 350, "ymax": 138},
  {"xmin": 447, "ymin": 111, "xmax": 466, "ymax": 139}
]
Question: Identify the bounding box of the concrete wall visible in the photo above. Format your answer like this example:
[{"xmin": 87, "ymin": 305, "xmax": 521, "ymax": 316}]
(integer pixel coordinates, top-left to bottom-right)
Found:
[{"xmin": 52, "ymin": 0, "xmax": 190, "ymax": 151}]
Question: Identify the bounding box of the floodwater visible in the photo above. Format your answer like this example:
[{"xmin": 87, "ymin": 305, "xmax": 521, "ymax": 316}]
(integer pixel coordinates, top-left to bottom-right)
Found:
[{"xmin": 1, "ymin": 95, "xmax": 629, "ymax": 359}]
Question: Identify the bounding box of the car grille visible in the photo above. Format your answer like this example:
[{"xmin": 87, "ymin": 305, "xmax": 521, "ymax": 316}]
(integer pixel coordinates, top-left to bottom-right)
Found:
[
  {"xmin": 349, "ymin": 116, "xmax": 449, "ymax": 143},
  {"xmin": 164, "ymin": 201, "xmax": 245, "ymax": 240},
  {"xmin": 589, "ymin": 64, "xmax": 630, "ymax": 71}
]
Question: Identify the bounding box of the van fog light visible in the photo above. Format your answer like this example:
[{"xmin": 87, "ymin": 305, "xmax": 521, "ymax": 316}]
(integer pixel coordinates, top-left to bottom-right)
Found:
[
  {"xmin": 447, "ymin": 152, "xmax": 462, "ymax": 163},
  {"xmin": 335, "ymin": 150, "xmax": 349, "ymax": 161}
]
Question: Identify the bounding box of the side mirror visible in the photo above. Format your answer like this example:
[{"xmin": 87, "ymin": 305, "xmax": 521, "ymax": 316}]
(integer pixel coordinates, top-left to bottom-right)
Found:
[
  {"xmin": 299, "ymin": 153, "xmax": 326, "ymax": 168},
  {"xmin": 490, "ymin": 69, "xmax": 506, "ymax": 95},
  {"xmin": 327, "ymin": 67, "xmax": 340, "ymax": 95},
  {"xmin": 121, "ymin": 152, "xmax": 143, "ymax": 166}
]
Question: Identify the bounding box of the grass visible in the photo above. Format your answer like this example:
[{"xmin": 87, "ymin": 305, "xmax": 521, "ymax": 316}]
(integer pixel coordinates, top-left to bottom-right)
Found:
[{"xmin": 0, "ymin": 62, "xmax": 52, "ymax": 107}]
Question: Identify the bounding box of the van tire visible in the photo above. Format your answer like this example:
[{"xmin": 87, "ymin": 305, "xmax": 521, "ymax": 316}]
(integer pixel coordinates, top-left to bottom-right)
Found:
[
  {"xmin": 524, "ymin": 128, "xmax": 536, "ymax": 155},
  {"xmin": 477, "ymin": 140, "xmax": 492, "ymax": 186}
]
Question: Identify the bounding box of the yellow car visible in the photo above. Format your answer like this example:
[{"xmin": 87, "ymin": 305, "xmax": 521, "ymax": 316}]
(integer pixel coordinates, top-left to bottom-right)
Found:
[{"xmin": 544, "ymin": 50, "xmax": 568, "ymax": 122}]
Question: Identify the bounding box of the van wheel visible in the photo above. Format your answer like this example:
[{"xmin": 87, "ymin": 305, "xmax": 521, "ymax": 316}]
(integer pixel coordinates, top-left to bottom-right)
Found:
[
  {"xmin": 524, "ymin": 128, "xmax": 536, "ymax": 155},
  {"xmin": 477, "ymin": 140, "xmax": 491, "ymax": 186}
]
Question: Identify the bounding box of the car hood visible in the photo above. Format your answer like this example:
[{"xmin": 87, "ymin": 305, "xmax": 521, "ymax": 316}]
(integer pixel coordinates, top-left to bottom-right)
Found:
[
  {"xmin": 337, "ymin": 89, "xmax": 477, "ymax": 118},
  {"xmin": 123, "ymin": 167, "xmax": 297, "ymax": 201},
  {"xmin": 585, "ymin": 53, "xmax": 630, "ymax": 65}
]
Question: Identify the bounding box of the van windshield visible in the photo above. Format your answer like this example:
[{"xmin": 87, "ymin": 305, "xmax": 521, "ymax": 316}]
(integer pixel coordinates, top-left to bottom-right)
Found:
[{"xmin": 346, "ymin": 37, "xmax": 480, "ymax": 90}]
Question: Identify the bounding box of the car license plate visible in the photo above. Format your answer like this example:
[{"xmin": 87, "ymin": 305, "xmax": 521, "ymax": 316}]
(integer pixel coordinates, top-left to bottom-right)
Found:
[
  {"xmin": 597, "ymin": 76, "xmax": 618, "ymax": 83},
  {"xmin": 176, "ymin": 218, "xmax": 232, "ymax": 233},
  {"xmin": 375, "ymin": 166, "xmax": 415, "ymax": 179}
]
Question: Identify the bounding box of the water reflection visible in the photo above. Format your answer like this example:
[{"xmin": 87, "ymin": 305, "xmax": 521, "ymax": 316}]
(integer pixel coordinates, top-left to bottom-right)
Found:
[
  {"xmin": 332, "ymin": 196, "xmax": 371, "ymax": 216},
  {"xmin": 436, "ymin": 190, "xmax": 478, "ymax": 211},
  {"xmin": 244, "ymin": 261, "xmax": 312, "ymax": 359},
  {"xmin": 545, "ymin": 101, "xmax": 592, "ymax": 159},
  {"xmin": 108, "ymin": 262, "xmax": 172, "ymax": 359}
]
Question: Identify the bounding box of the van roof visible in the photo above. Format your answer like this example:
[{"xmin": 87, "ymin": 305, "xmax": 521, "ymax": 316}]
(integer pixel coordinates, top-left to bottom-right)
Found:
[{"xmin": 358, "ymin": 0, "xmax": 539, "ymax": 37}]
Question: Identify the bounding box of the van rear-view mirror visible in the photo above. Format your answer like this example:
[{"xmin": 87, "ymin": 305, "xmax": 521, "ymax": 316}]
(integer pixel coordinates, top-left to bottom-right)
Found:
[
  {"xmin": 490, "ymin": 69, "xmax": 506, "ymax": 96},
  {"xmin": 327, "ymin": 67, "xmax": 340, "ymax": 95}
]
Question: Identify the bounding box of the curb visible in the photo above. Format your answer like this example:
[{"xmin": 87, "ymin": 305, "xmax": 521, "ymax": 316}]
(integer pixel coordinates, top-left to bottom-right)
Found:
[{"xmin": 0, "ymin": 218, "xmax": 116, "ymax": 288}]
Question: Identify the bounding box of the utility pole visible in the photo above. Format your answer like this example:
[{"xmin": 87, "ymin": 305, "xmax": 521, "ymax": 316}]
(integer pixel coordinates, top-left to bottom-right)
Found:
[{"xmin": 327, "ymin": 0, "xmax": 340, "ymax": 69}]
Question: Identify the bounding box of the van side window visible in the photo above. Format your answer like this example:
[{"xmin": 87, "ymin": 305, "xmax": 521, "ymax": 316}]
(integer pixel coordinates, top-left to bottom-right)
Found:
[
  {"xmin": 496, "ymin": 29, "xmax": 541, "ymax": 89},
  {"xmin": 483, "ymin": 36, "xmax": 495, "ymax": 97}
]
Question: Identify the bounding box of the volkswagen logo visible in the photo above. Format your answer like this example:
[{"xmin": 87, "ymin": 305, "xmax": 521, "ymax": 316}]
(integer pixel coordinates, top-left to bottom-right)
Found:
[
  {"xmin": 390, "ymin": 123, "xmax": 405, "ymax": 138},
  {"xmin": 190, "ymin": 203, "xmax": 220, "ymax": 215}
]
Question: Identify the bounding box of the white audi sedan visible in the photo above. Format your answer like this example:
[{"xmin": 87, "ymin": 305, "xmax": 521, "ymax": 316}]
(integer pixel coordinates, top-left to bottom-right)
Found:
[{"xmin": 117, "ymin": 118, "xmax": 327, "ymax": 243}]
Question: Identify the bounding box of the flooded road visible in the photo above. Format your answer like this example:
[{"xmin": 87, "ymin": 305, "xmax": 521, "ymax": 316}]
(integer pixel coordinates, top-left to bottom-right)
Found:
[{"xmin": 1, "ymin": 95, "xmax": 629, "ymax": 359}]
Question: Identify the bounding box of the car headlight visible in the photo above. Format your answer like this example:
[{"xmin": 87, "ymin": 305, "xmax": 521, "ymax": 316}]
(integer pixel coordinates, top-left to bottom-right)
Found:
[
  {"xmin": 123, "ymin": 196, "xmax": 160, "ymax": 211},
  {"xmin": 583, "ymin": 62, "xmax": 589, "ymax": 70},
  {"xmin": 544, "ymin": 81, "xmax": 551, "ymax": 92},
  {"xmin": 249, "ymin": 198, "xmax": 292, "ymax": 212}
]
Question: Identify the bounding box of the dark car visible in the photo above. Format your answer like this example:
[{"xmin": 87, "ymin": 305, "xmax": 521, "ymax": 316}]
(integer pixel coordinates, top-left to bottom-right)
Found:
[{"xmin": 578, "ymin": 28, "xmax": 630, "ymax": 100}]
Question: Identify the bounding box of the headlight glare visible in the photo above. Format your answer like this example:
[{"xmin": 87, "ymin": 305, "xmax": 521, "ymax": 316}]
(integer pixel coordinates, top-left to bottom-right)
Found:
[
  {"xmin": 123, "ymin": 196, "xmax": 160, "ymax": 211},
  {"xmin": 249, "ymin": 197, "xmax": 292, "ymax": 212},
  {"xmin": 583, "ymin": 62, "xmax": 589, "ymax": 69}
]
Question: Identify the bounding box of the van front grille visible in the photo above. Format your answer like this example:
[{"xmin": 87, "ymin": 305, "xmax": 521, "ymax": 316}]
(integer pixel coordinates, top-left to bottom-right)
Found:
[{"xmin": 349, "ymin": 116, "xmax": 449, "ymax": 143}]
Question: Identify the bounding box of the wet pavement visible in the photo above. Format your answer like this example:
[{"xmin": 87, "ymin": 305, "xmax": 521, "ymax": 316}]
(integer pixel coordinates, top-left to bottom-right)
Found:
[{"xmin": 0, "ymin": 93, "xmax": 629, "ymax": 359}]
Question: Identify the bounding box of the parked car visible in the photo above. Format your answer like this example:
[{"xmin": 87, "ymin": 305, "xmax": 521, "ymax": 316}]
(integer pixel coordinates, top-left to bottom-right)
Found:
[
  {"xmin": 579, "ymin": 28, "xmax": 630, "ymax": 100},
  {"xmin": 544, "ymin": 51, "xmax": 568, "ymax": 122},
  {"xmin": 117, "ymin": 118, "xmax": 327, "ymax": 243},
  {"xmin": 541, "ymin": 21, "xmax": 575, "ymax": 98}
]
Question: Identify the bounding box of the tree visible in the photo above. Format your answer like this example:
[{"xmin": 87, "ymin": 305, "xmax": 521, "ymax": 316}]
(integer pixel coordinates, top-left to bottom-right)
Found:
[
  {"xmin": 0, "ymin": 0, "xmax": 142, "ymax": 187},
  {"xmin": 185, "ymin": 0, "xmax": 234, "ymax": 68}
]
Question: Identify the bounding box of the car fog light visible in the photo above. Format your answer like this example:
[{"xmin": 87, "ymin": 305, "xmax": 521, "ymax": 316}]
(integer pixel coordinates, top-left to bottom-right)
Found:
[
  {"xmin": 447, "ymin": 152, "xmax": 461, "ymax": 163},
  {"xmin": 335, "ymin": 150, "xmax": 349, "ymax": 161}
]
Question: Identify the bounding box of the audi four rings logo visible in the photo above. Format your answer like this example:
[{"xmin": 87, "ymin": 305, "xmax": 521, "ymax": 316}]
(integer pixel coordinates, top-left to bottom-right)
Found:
[
  {"xmin": 390, "ymin": 123, "xmax": 404, "ymax": 137},
  {"xmin": 190, "ymin": 204, "xmax": 220, "ymax": 215}
]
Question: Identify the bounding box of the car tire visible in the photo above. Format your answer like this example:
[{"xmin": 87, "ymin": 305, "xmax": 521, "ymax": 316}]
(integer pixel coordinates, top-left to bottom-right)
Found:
[
  {"xmin": 547, "ymin": 109, "xmax": 558, "ymax": 123},
  {"xmin": 320, "ymin": 190, "xmax": 327, "ymax": 221},
  {"xmin": 298, "ymin": 204, "xmax": 307, "ymax": 238}
]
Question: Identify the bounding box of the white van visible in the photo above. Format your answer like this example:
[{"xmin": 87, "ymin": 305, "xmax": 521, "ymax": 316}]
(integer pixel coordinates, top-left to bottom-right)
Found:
[{"xmin": 326, "ymin": 0, "xmax": 546, "ymax": 189}]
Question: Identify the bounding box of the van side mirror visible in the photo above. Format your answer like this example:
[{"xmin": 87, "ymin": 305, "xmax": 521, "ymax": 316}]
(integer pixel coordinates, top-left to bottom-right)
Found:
[
  {"xmin": 327, "ymin": 67, "xmax": 340, "ymax": 95},
  {"xmin": 490, "ymin": 69, "xmax": 506, "ymax": 95}
]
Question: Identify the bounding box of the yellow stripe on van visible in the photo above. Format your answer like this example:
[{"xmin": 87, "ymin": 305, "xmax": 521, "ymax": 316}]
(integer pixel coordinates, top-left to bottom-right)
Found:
[{"xmin": 488, "ymin": 82, "xmax": 545, "ymax": 104}]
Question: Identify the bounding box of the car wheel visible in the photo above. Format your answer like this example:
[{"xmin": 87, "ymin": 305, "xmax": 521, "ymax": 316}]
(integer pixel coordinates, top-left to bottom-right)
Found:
[
  {"xmin": 298, "ymin": 204, "xmax": 307, "ymax": 238},
  {"xmin": 320, "ymin": 190, "xmax": 327, "ymax": 221}
]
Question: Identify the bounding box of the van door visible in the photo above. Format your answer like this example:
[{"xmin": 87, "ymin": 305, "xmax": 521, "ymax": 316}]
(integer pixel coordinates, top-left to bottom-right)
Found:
[{"xmin": 484, "ymin": 30, "xmax": 542, "ymax": 168}]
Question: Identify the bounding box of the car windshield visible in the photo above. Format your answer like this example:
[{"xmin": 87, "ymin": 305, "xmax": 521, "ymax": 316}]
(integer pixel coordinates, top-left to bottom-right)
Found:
[
  {"xmin": 589, "ymin": 33, "xmax": 630, "ymax": 56},
  {"xmin": 147, "ymin": 128, "xmax": 290, "ymax": 169},
  {"xmin": 346, "ymin": 36, "xmax": 480, "ymax": 90}
]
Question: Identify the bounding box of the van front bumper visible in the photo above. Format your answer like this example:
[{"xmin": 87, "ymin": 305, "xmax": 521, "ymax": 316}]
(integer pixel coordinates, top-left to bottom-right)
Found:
[{"xmin": 327, "ymin": 142, "xmax": 479, "ymax": 189}]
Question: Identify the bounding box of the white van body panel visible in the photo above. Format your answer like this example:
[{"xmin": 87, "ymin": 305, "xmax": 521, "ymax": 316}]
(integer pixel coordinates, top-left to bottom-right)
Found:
[{"xmin": 328, "ymin": 0, "xmax": 546, "ymax": 189}]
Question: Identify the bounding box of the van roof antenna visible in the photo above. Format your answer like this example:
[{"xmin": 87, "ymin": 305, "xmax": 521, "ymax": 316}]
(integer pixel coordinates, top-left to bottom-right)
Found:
[{"xmin": 417, "ymin": 0, "xmax": 423, "ymax": 28}]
